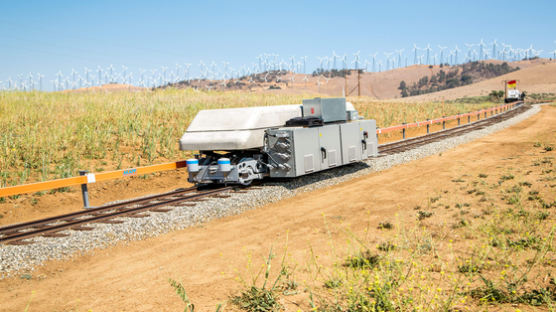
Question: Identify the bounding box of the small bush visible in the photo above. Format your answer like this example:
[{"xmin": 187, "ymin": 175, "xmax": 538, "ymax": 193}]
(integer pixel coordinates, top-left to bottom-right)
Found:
[
  {"xmin": 231, "ymin": 286, "xmax": 281, "ymax": 312},
  {"xmin": 343, "ymin": 250, "xmax": 380, "ymax": 269},
  {"xmin": 417, "ymin": 211, "xmax": 433, "ymax": 220},
  {"xmin": 377, "ymin": 242, "xmax": 396, "ymax": 252},
  {"xmin": 377, "ymin": 221, "xmax": 393, "ymax": 230}
]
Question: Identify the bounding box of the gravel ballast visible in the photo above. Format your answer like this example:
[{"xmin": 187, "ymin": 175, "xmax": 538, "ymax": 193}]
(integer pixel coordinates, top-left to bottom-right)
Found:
[{"xmin": 0, "ymin": 105, "xmax": 542, "ymax": 278}]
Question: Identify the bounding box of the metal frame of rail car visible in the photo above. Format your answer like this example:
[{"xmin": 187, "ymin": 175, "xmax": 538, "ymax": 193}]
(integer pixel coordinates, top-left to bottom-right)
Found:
[{"xmin": 185, "ymin": 98, "xmax": 379, "ymax": 185}]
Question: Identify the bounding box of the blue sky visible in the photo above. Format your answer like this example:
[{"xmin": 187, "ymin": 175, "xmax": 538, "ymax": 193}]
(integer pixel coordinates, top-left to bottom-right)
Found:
[{"xmin": 1, "ymin": 0, "xmax": 555, "ymax": 89}]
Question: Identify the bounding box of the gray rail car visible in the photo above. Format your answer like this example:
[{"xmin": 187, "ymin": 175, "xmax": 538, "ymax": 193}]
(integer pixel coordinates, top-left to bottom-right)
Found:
[{"xmin": 180, "ymin": 97, "xmax": 378, "ymax": 185}]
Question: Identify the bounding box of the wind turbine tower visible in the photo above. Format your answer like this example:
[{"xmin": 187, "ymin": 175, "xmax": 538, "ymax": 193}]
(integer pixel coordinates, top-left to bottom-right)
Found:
[
  {"xmin": 425, "ymin": 44, "xmax": 432, "ymax": 65},
  {"xmin": 438, "ymin": 46, "xmax": 447, "ymax": 65},
  {"xmin": 413, "ymin": 44, "xmax": 419, "ymax": 64},
  {"xmin": 492, "ymin": 39, "xmax": 498, "ymax": 60},
  {"xmin": 395, "ymin": 49, "xmax": 404, "ymax": 68}
]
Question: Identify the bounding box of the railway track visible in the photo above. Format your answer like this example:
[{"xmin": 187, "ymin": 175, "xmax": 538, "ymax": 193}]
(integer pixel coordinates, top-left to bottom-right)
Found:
[
  {"xmin": 0, "ymin": 186, "xmax": 241, "ymax": 245},
  {"xmin": 378, "ymin": 103, "xmax": 530, "ymax": 155},
  {"xmin": 0, "ymin": 103, "xmax": 530, "ymax": 246}
]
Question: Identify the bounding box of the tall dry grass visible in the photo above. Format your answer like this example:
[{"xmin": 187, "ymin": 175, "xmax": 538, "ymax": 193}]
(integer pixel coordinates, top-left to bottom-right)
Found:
[{"xmin": 0, "ymin": 89, "xmax": 492, "ymax": 187}]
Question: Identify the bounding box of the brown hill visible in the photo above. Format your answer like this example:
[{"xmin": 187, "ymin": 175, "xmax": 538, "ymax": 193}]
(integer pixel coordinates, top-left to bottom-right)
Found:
[
  {"xmin": 168, "ymin": 58, "xmax": 550, "ymax": 101},
  {"xmin": 399, "ymin": 60, "xmax": 556, "ymax": 102}
]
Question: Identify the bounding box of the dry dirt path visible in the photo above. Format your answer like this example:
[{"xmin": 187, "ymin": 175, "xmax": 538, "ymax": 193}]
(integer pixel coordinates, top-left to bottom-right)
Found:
[{"xmin": 1, "ymin": 106, "xmax": 554, "ymax": 311}]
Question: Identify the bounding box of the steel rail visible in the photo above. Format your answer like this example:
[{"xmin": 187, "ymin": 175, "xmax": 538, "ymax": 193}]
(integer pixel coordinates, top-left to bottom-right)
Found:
[
  {"xmin": 378, "ymin": 103, "xmax": 529, "ymax": 154},
  {"xmin": 0, "ymin": 186, "xmax": 199, "ymax": 234},
  {"xmin": 0, "ymin": 187, "xmax": 233, "ymax": 245}
]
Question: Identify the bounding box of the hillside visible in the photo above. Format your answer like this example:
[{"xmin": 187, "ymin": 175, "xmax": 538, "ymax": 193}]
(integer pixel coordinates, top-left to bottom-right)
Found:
[
  {"xmin": 163, "ymin": 58, "xmax": 551, "ymax": 100},
  {"xmin": 399, "ymin": 60, "xmax": 556, "ymax": 102}
]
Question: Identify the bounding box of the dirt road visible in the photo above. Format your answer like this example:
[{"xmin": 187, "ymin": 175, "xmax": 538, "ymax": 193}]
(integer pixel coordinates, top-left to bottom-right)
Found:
[{"xmin": 1, "ymin": 106, "xmax": 554, "ymax": 311}]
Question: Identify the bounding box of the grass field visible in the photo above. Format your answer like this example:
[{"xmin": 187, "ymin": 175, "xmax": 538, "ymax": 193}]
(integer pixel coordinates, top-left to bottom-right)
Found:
[{"xmin": 0, "ymin": 89, "xmax": 494, "ymax": 187}]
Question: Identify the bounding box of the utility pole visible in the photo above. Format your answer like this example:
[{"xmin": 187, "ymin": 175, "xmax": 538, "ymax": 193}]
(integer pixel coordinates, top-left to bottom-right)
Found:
[
  {"xmin": 344, "ymin": 70, "xmax": 348, "ymax": 97},
  {"xmin": 357, "ymin": 69, "xmax": 361, "ymax": 96}
]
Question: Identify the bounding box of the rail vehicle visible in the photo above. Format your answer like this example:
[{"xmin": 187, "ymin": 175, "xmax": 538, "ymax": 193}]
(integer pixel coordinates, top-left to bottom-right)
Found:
[
  {"xmin": 505, "ymin": 89, "xmax": 525, "ymax": 103},
  {"xmin": 180, "ymin": 97, "xmax": 379, "ymax": 185}
]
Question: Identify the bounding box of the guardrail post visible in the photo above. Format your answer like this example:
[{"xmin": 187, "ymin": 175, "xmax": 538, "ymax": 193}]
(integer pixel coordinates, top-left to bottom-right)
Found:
[
  {"xmin": 484, "ymin": 111, "xmax": 487, "ymax": 118},
  {"xmin": 477, "ymin": 113, "xmax": 480, "ymax": 120},
  {"xmin": 402, "ymin": 123, "xmax": 406, "ymax": 139},
  {"xmin": 426, "ymin": 119, "xmax": 430, "ymax": 134},
  {"xmin": 467, "ymin": 114, "xmax": 471, "ymax": 123},
  {"xmin": 442, "ymin": 116, "xmax": 446, "ymax": 130},
  {"xmin": 457, "ymin": 114, "xmax": 461, "ymax": 126},
  {"xmin": 79, "ymin": 170, "xmax": 91, "ymax": 209}
]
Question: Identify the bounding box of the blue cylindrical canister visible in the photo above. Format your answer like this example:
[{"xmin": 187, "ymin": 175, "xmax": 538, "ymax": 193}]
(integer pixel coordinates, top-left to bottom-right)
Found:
[
  {"xmin": 186, "ymin": 159, "xmax": 199, "ymax": 173},
  {"xmin": 218, "ymin": 158, "xmax": 231, "ymax": 172}
]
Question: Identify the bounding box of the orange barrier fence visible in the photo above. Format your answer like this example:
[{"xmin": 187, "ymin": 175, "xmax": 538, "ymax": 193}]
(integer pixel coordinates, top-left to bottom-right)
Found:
[
  {"xmin": 0, "ymin": 102, "xmax": 521, "ymax": 200},
  {"xmin": 0, "ymin": 161, "xmax": 187, "ymax": 198},
  {"xmin": 376, "ymin": 102, "xmax": 519, "ymax": 134}
]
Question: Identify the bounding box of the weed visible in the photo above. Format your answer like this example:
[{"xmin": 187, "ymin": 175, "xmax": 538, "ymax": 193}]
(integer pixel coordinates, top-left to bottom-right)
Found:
[
  {"xmin": 417, "ymin": 210, "xmax": 433, "ymax": 220},
  {"xmin": 452, "ymin": 219, "xmax": 470, "ymax": 229},
  {"xmin": 458, "ymin": 262, "xmax": 481, "ymax": 273},
  {"xmin": 231, "ymin": 248, "xmax": 287, "ymax": 312},
  {"xmin": 343, "ymin": 250, "xmax": 380, "ymax": 269},
  {"xmin": 452, "ymin": 178, "xmax": 465, "ymax": 183},
  {"xmin": 231, "ymin": 286, "xmax": 281, "ymax": 312},
  {"xmin": 377, "ymin": 242, "xmax": 396, "ymax": 252},
  {"xmin": 478, "ymin": 173, "xmax": 488, "ymax": 178},
  {"xmin": 541, "ymin": 157, "xmax": 553, "ymax": 165},
  {"xmin": 20, "ymin": 274, "xmax": 32, "ymax": 280},
  {"xmin": 430, "ymin": 196, "xmax": 441, "ymax": 203},
  {"xmin": 498, "ymin": 174, "xmax": 514, "ymax": 185},
  {"xmin": 528, "ymin": 190, "xmax": 540, "ymax": 201},
  {"xmin": 323, "ymin": 278, "xmax": 342, "ymax": 289},
  {"xmin": 544, "ymin": 145, "xmax": 554, "ymax": 152},
  {"xmin": 537, "ymin": 211, "xmax": 549, "ymax": 221},
  {"xmin": 169, "ymin": 279, "xmax": 196, "ymax": 312},
  {"xmin": 377, "ymin": 221, "xmax": 393, "ymax": 230},
  {"xmin": 519, "ymin": 181, "xmax": 532, "ymax": 187},
  {"xmin": 534, "ymin": 142, "xmax": 542, "ymax": 148},
  {"xmin": 507, "ymin": 236, "xmax": 540, "ymax": 250}
]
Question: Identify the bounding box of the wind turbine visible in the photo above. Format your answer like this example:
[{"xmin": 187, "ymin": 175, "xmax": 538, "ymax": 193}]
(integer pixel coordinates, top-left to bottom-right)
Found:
[
  {"xmin": 525, "ymin": 44, "xmax": 534, "ymax": 60},
  {"xmin": 395, "ymin": 49, "xmax": 404, "ymax": 68},
  {"xmin": 425, "ymin": 44, "xmax": 432, "ymax": 65},
  {"xmin": 464, "ymin": 43, "xmax": 475, "ymax": 61},
  {"xmin": 491, "ymin": 39, "xmax": 498, "ymax": 60},
  {"xmin": 478, "ymin": 39, "xmax": 486, "ymax": 60},
  {"xmin": 370, "ymin": 53, "xmax": 377, "ymax": 72},
  {"xmin": 438, "ymin": 46, "xmax": 447, "ymax": 65},
  {"xmin": 353, "ymin": 51, "xmax": 360, "ymax": 70},
  {"xmin": 384, "ymin": 52, "xmax": 394, "ymax": 70},
  {"xmin": 332, "ymin": 51, "xmax": 338, "ymax": 70},
  {"xmin": 413, "ymin": 44, "xmax": 420, "ymax": 64}
]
